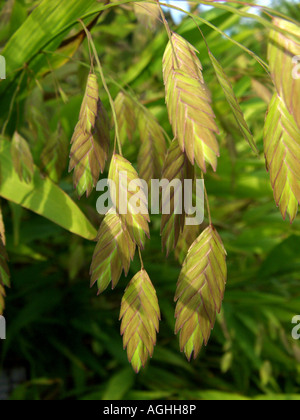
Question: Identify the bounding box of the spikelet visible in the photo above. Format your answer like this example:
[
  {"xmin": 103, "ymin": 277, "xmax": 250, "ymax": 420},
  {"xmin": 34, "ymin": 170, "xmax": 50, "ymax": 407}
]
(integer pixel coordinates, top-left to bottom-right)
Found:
[
  {"xmin": 175, "ymin": 223, "xmax": 201, "ymax": 265},
  {"xmin": 163, "ymin": 33, "xmax": 220, "ymax": 172},
  {"xmin": 133, "ymin": 2, "xmax": 159, "ymax": 30},
  {"xmin": 264, "ymin": 94, "xmax": 300, "ymax": 222},
  {"xmin": 137, "ymin": 110, "xmax": 166, "ymax": 187},
  {"xmin": 90, "ymin": 211, "xmax": 136, "ymax": 294},
  {"xmin": 108, "ymin": 154, "xmax": 150, "ymax": 248},
  {"xmin": 40, "ymin": 126, "xmax": 68, "ymax": 183},
  {"xmin": 175, "ymin": 225, "xmax": 227, "ymax": 360},
  {"xmin": 11, "ymin": 132, "xmax": 34, "ymax": 183},
  {"xmin": 114, "ymin": 92, "xmax": 136, "ymax": 144},
  {"xmin": 160, "ymin": 139, "xmax": 194, "ymax": 255},
  {"xmin": 268, "ymin": 18, "xmax": 300, "ymax": 130},
  {"xmin": 69, "ymin": 73, "xmax": 110, "ymax": 197},
  {"xmin": 120, "ymin": 269, "xmax": 160, "ymax": 373}
]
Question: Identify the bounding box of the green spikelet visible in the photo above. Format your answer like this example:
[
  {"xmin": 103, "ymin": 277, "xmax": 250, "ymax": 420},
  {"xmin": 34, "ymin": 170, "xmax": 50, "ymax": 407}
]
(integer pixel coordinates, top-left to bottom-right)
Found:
[
  {"xmin": 69, "ymin": 73, "xmax": 110, "ymax": 198},
  {"xmin": 11, "ymin": 132, "xmax": 34, "ymax": 183},
  {"xmin": 175, "ymin": 225, "xmax": 227, "ymax": 360},
  {"xmin": 163, "ymin": 33, "xmax": 220, "ymax": 172},
  {"xmin": 120, "ymin": 269, "xmax": 160, "ymax": 373},
  {"xmin": 90, "ymin": 211, "xmax": 136, "ymax": 294}
]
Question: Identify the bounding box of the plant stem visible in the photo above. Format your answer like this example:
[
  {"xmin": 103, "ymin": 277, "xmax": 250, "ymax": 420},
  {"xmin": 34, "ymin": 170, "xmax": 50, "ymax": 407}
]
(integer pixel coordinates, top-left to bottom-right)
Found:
[{"xmin": 78, "ymin": 19, "xmax": 122, "ymax": 155}]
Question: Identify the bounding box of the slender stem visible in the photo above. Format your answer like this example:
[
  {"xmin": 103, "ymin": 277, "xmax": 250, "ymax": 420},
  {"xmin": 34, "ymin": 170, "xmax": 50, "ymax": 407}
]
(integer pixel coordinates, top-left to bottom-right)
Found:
[
  {"xmin": 138, "ymin": 247, "xmax": 144, "ymax": 270},
  {"xmin": 201, "ymin": 172, "xmax": 212, "ymax": 225},
  {"xmin": 78, "ymin": 19, "xmax": 122, "ymax": 155},
  {"xmin": 156, "ymin": 0, "xmax": 179, "ymax": 68},
  {"xmin": 2, "ymin": 69, "xmax": 26, "ymax": 136}
]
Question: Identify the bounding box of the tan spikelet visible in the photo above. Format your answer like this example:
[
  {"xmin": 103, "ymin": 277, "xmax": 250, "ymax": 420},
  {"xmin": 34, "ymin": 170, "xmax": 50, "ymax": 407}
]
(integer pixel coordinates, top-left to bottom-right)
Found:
[
  {"xmin": 114, "ymin": 92, "xmax": 136, "ymax": 144},
  {"xmin": 11, "ymin": 132, "xmax": 34, "ymax": 183},
  {"xmin": 90, "ymin": 211, "xmax": 136, "ymax": 294},
  {"xmin": 163, "ymin": 33, "xmax": 220, "ymax": 172},
  {"xmin": 264, "ymin": 94, "xmax": 300, "ymax": 222},
  {"xmin": 120, "ymin": 269, "xmax": 160, "ymax": 372},
  {"xmin": 175, "ymin": 225, "xmax": 227, "ymax": 360}
]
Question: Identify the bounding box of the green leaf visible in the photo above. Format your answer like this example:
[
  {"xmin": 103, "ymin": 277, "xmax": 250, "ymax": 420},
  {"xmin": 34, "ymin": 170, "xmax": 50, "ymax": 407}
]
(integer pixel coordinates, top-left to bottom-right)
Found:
[
  {"xmin": 0, "ymin": 138, "xmax": 97, "ymax": 241},
  {"xmin": 209, "ymin": 51, "xmax": 258, "ymax": 154}
]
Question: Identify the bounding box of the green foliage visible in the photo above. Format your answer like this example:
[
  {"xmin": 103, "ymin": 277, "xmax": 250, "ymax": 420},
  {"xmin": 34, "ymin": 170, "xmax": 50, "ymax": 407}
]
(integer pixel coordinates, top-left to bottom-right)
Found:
[{"xmin": 0, "ymin": 0, "xmax": 300, "ymax": 402}]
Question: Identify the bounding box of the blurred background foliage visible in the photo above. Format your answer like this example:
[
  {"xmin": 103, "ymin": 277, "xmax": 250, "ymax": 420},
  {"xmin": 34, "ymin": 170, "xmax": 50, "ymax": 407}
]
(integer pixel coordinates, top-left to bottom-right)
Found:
[{"xmin": 0, "ymin": 0, "xmax": 300, "ymax": 400}]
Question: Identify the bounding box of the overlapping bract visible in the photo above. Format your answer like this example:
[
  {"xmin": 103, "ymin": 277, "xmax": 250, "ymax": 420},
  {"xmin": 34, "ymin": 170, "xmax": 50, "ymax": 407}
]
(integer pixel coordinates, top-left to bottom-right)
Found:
[
  {"xmin": 268, "ymin": 18, "xmax": 300, "ymax": 130},
  {"xmin": 109, "ymin": 154, "xmax": 150, "ymax": 248},
  {"xmin": 69, "ymin": 73, "xmax": 110, "ymax": 197},
  {"xmin": 161, "ymin": 139, "xmax": 194, "ymax": 255},
  {"xmin": 114, "ymin": 92, "xmax": 136, "ymax": 144},
  {"xmin": 175, "ymin": 226, "xmax": 227, "ymax": 360},
  {"xmin": 41, "ymin": 127, "xmax": 68, "ymax": 183},
  {"xmin": 90, "ymin": 211, "xmax": 135, "ymax": 294},
  {"xmin": 120, "ymin": 269, "xmax": 160, "ymax": 373},
  {"xmin": 264, "ymin": 94, "xmax": 300, "ymax": 222},
  {"xmin": 208, "ymin": 51, "xmax": 258, "ymax": 154},
  {"xmin": 133, "ymin": 2, "xmax": 159, "ymax": 30},
  {"xmin": 137, "ymin": 110, "xmax": 166, "ymax": 187},
  {"xmin": 163, "ymin": 33, "xmax": 219, "ymax": 172},
  {"xmin": 11, "ymin": 132, "xmax": 34, "ymax": 183}
]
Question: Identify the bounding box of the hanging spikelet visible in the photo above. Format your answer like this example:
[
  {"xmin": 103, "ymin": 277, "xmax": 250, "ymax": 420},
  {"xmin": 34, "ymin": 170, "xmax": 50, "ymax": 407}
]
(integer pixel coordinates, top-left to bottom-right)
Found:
[
  {"xmin": 69, "ymin": 73, "xmax": 110, "ymax": 197},
  {"xmin": 268, "ymin": 18, "xmax": 300, "ymax": 130},
  {"xmin": 114, "ymin": 92, "xmax": 136, "ymax": 144},
  {"xmin": 40, "ymin": 126, "xmax": 68, "ymax": 183},
  {"xmin": 137, "ymin": 110, "xmax": 166, "ymax": 187},
  {"xmin": 161, "ymin": 139, "xmax": 194, "ymax": 255},
  {"xmin": 11, "ymin": 132, "xmax": 34, "ymax": 183},
  {"xmin": 108, "ymin": 154, "xmax": 150, "ymax": 248},
  {"xmin": 163, "ymin": 33, "xmax": 220, "ymax": 172},
  {"xmin": 133, "ymin": 2, "xmax": 159, "ymax": 30},
  {"xmin": 264, "ymin": 94, "xmax": 300, "ymax": 222},
  {"xmin": 120, "ymin": 269, "xmax": 160, "ymax": 373},
  {"xmin": 90, "ymin": 211, "xmax": 136, "ymax": 294},
  {"xmin": 175, "ymin": 225, "xmax": 227, "ymax": 360}
]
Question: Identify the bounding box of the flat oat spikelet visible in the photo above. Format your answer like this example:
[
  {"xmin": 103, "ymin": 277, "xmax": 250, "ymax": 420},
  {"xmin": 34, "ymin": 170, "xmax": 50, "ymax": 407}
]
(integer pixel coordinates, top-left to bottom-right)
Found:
[
  {"xmin": 120, "ymin": 269, "xmax": 160, "ymax": 373},
  {"xmin": 90, "ymin": 211, "xmax": 135, "ymax": 294},
  {"xmin": 114, "ymin": 92, "xmax": 136, "ymax": 144},
  {"xmin": 175, "ymin": 225, "xmax": 227, "ymax": 360},
  {"xmin": 264, "ymin": 94, "xmax": 300, "ymax": 222},
  {"xmin": 161, "ymin": 139, "xmax": 194, "ymax": 255},
  {"xmin": 11, "ymin": 132, "xmax": 34, "ymax": 183},
  {"xmin": 69, "ymin": 73, "xmax": 110, "ymax": 197},
  {"xmin": 137, "ymin": 110, "xmax": 166, "ymax": 187},
  {"xmin": 163, "ymin": 33, "xmax": 220, "ymax": 172},
  {"xmin": 268, "ymin": 18, "xmax": 300, "ymax": 130},
  {"xmin": 109, "ymin": 154, "xmax": 150, "ymax": 248}
]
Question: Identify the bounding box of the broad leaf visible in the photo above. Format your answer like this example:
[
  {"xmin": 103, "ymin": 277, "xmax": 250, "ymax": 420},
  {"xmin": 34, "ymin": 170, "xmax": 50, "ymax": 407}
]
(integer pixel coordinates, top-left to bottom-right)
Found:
[
  {"xmin": 264, "ymin": 94, "xmax": 300, "ymax": 222},
  {"xmin": 268, "ymin": 18, "xmax": 300, "ymax": 130},
  {"xmin": 120, "ymin": 269, "xmax": 160, "ymax": 373},
  {"xmin": 175, "ymin": 225, "xmax": 227, "ymax": 360},
  {"xmin": 90, "ymin": 211, "xmax": 135, "ymax": 295},
  {"xmin": 109, "ymin": 154, "xmax": 150, "ymax": 248},
  {"xmin": 0, "ymin": 138, "xmax": 97, "ymax": 241},
  {"xmin": 163, "ymin": 32, "xmax": 220, "ymax": 172},
  {"xmin": 209, "ymin": 51, "xmax": 258, "ymax": 154}
]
